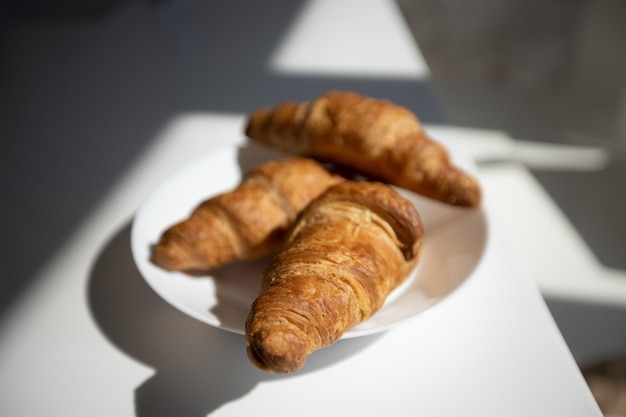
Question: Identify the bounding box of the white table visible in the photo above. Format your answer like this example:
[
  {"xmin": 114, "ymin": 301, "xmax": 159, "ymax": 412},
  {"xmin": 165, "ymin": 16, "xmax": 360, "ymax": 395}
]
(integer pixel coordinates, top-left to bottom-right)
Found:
[{"xmin": 0, "ymin": 1, "xmax": 603, "ymax": 415}]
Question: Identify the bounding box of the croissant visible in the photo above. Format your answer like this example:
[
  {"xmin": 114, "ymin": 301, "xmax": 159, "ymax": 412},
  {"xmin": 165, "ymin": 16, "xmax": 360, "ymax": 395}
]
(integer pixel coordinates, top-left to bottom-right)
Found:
[
  {"xmin": 245, "ymin": 90, "xmax": 481, "ymax": 207},
  {"xmin": 245, "ymin": 181, "xmax": 424, "ymax": 374},
  {"xmin": 151, "ymin": 157, "xmax": 341, "ymax": 272}
]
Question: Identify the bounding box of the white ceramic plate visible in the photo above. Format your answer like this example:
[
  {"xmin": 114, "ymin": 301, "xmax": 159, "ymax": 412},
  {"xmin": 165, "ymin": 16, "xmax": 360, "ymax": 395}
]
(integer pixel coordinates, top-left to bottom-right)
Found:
[{"xmin": 131, "ymin": 141, "xmax": 488, "ymax": 337}]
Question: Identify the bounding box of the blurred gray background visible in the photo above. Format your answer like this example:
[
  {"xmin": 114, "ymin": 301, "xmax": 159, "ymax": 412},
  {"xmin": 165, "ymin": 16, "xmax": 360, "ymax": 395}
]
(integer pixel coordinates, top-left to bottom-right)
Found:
[{"xmin": 399, "ymin": 0, "xmax": 626, "ymax": 271}]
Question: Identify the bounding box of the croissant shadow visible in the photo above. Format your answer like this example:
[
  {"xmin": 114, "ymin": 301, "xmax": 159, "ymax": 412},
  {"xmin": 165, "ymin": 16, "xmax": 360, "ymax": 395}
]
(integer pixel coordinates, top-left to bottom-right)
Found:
[
  {"xmin": 235, "ymin": 140, "xmax": 295, "ymax": 173},
  {"xmin": 88, "ymin": 221, "xmax": 384, "ymax": 417}
]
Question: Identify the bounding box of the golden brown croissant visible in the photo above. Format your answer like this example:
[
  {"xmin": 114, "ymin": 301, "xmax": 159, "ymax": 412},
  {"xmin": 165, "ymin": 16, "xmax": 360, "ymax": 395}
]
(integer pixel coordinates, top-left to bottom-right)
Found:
[
  {"xmin": 245, "ymin": 90, "xmax": 481, "ymax": 207},
  {"xmin": 151, "ymin": 157, "xmax": 341, "ymax": 272},
  {"xmin": 245, "ymin": 181, "xmax": 424, "ymax": 374}
]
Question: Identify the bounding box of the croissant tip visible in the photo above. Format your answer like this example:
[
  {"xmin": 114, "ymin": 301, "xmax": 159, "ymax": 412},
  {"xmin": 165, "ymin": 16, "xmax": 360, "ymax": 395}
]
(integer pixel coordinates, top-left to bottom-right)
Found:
[
  {"xmin": 244, "ymin": 107, "xmax": 271, "ymax": 139},
  {"xmin": 150, "ymin": 237, "xmax": 197, "ymax": 272},
  {"xmin": 247, "ymin": 341, "xmax": 278, "ymax": 374},
  {"xmin": 457, "ymin": 184, "xmax": 483, "ymax": 208},
  {"xmin": 439, "ymin": 169, "xmax": 482, "ymax": 207},
  {"xmin": 150, "ymin": 245, "xmax": 178, "ymax": 271},
  {"xmin": 246, "ymin": 330, "xmax": 308, "ymax": 374}
]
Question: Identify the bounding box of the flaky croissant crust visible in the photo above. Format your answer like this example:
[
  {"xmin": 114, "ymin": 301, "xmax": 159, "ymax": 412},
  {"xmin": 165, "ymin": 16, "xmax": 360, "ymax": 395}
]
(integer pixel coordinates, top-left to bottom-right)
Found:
[
  {"xmin": 245, "ymin": 181, "xmax": 424, "ymax": 373},
  {"xmin": 245, "ymin": 90, "xmax": 481, "ymax": 207},
  {"xmin": 151, "ymin": 157, "xmax": 341, "ymax": 272}
]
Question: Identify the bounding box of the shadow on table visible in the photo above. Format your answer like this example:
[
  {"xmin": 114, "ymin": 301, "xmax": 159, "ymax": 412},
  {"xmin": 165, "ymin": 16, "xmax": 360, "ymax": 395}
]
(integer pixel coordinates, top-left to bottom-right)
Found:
[
  {"xmin": 1, "ymin": 0, "xmax": 445, "ymax": 322},
  {"xmin": 87, "ymin": 223, "xmax": 384, "ymax": 417}
]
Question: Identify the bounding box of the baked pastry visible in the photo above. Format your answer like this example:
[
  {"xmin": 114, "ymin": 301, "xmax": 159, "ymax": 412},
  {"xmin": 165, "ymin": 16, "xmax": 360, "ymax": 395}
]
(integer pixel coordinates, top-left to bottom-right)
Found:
[
  {"xmin": 151, "ymin": 157, "xmax": 341, "ymax": 272},
  {"xmin": 245, "ymin": 90, "xmax": 481, "ymax": 207},
  {"xmin": 245, "ymin": 181, "xmax": 424, "ymax": 373}
]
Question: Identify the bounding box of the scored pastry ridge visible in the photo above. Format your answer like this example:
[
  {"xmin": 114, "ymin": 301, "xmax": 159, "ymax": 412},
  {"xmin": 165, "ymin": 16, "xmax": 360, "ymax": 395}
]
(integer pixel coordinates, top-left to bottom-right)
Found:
[
  {"xmin": 245, "ymin": 181, "xmax": 424, "ymax": 374},
  {"xmin": 151, "ymin": 157, "xmax": 341, "ymax": 272},
  {"xmin": 245, "ymin": 90, "xmax": 481, "ymax": 207}
]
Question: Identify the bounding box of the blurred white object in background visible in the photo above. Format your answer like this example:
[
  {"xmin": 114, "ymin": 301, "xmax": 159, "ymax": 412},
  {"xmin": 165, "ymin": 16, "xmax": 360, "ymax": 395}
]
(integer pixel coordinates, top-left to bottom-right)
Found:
[
  {"xmin": 452, "ymin": 128, "xmax": 611, "ymax": 171},
  {"xmin": 270, "ymin": 0, "xmax": 430, "ymax": 79}
]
